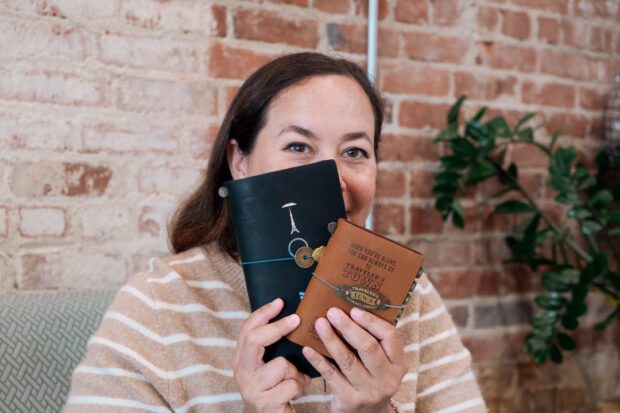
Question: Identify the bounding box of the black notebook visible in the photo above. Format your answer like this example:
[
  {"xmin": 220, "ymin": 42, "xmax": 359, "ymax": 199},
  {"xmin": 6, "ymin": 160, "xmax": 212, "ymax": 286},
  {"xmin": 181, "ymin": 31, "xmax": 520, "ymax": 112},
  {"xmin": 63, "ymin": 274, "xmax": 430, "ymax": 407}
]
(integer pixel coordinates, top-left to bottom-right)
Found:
[{"xmin": 223, "ymin": 160, "xmax": 346, "ymax": 377}]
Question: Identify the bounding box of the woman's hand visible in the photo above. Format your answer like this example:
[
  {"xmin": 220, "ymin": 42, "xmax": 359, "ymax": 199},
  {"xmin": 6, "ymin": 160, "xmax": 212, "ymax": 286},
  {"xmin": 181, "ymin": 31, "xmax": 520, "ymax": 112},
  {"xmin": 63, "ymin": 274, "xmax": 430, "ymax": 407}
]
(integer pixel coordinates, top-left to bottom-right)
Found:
[
  {"xmin": 302, "ymin": 307, "xmax": 406, "ymax": 413},
  {"xmin": 233, "ymin": 298, "xmax": 311, "ymax": 413}
]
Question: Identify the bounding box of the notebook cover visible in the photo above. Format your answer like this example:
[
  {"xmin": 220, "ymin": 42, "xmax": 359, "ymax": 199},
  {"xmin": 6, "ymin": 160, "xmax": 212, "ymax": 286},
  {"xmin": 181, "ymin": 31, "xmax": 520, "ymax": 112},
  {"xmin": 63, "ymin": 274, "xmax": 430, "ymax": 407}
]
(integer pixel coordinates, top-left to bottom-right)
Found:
[
  {"xmin": 223, "ymin": 160, "xmax": 346, "ymax": 377},
  {"xmin": 288, "ymin": 218, "xmax": 424, "ymax": 358}
]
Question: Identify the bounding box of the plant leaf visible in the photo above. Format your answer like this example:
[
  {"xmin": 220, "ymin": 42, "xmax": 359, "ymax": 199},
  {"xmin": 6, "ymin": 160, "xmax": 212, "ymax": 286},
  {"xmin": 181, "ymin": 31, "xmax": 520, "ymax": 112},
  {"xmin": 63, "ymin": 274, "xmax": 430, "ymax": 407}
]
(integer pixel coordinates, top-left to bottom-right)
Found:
[
  {"xmin": 451, "ymin": 198, "xmax": 464, "ymax": 216},
  {"xmin": 565, "ymin": 301, "xmax": 588, "ymax": 318},
  {"xmin": 557, "ymin": 332, "xmax": 576, "ymax": 351},
  {"xmin": 573, "ymin": 163, "xmax": 589, "ymax": 180},
  {"xmin": 515, "ymin": 112, "xmax": 536, "ymax": 131},
  {"xmin": 567, "ymin": 208, "xmax": 592, "ymax": 220},
  {"xmin": 440, "ymin": 155, "xmax": 469, "ymax": 170},
  {"xmin": 434, "ymin": 122, "xmax": 459, "ymax": 142},
  {"xmin": 608, "ymin": 210, "xmax": 620, "ymax": 224},
  {"xmin": 590, "ymin": 189, "xmax": 613, "ymax": 206},
  {"xmin": 560, "ymin": 268, "xmax": 580, "ymax": 284},
  {"xmin": 450, "ymin": 138, "xmax": 479, "ymax": 159},
  {"xmin": 530, "ymin": 311, "xmax": 558, "ymax": 328},
  {"xmin": 448, "ymin": 95, "xmax": 466, "ymax": 124},
  {"xmin": 549, "ymin": 128, "xmax": 564, "ymax": 152},
  {"xmin": 542, "ymin": 271, "xmax": 572, "ymax": 292},
  {"xmin": 432, "ymin": 184, "xmax": 457, "ymax": 197},
  {"xmin": 494, "ymin": 200, "xmax": 534, "ymax": 214},
  {"xmin": 465, "ymin": 161, "xmax": 497, "ymax": 185},
  {"xmin": 535, "ymin": 292, "xmax": 568, "ymax": 310},
  {"xmin": 435, "ymin": 170, "xmax": 461, "ymax": 185},
  {"xmin": 472, "ymin": 106, "xmax": 487, "ymax": 122},
  {"xmin": 577, "ymin": 176, "xmax": 597, "ymax": 191},
  {"xmin": 549, "ymin": 344, "xmax": 563, "ymax": 364},
  {"xmin": 594, "ymin": 306, "xmax": 620, "ymax": 332},
  {"xmin": 581, "ymin": 220, "xmax": 602, "ymax": 234},
  {"xmin": 562, "ymin": 315, "xmax": 579, "ymax": 330},
  {"xmin": 451, "ymin": 211, "xmax": 465, "ymax": 228},
  {"xmin": 465, "ymin": 121, "xmax": 492, "ymax": 145},
  {"xmin": 486, "ymin": 116, "xmax": 512, "ymax": 138},
  {"xmin": 517, "ymin": 127, "xmax": 534, "ymax": 141},
  {"xmin": 434, "ymin": 196, "xmax": 452, "ymax": 212}
]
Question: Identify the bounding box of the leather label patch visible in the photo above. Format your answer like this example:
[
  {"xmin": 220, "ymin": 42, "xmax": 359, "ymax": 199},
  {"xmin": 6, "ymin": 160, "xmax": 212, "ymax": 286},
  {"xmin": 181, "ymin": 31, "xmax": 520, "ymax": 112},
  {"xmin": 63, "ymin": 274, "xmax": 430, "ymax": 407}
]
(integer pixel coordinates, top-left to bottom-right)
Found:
[{"xmin": 335, "ymin": 284, "xmax": 390, "ymax": 311}]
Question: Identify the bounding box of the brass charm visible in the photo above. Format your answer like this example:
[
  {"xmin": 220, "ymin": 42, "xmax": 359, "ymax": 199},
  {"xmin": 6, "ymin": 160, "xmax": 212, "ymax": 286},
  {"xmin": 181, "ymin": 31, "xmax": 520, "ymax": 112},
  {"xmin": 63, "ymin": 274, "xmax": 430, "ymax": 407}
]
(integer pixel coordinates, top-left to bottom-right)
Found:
[
  {"xmin": 312, "ymin": 246, "xmax": 326, "ymax": 262},
  {"xmin": 294, "ymin": 246, "xmax": 315, "ymax": 268},
  {"xmin": 335, "ymin": 285, "xmax": 390, "ymax": 311}
]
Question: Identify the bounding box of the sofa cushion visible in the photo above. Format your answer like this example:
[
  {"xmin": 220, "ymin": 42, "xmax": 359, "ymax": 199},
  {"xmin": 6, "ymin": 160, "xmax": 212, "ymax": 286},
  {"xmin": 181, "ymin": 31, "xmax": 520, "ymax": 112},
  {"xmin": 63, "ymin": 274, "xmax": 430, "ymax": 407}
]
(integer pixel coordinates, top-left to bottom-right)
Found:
[{"xmin": 0, "ymin": 290, "xmax": 116, "ymax": 412}]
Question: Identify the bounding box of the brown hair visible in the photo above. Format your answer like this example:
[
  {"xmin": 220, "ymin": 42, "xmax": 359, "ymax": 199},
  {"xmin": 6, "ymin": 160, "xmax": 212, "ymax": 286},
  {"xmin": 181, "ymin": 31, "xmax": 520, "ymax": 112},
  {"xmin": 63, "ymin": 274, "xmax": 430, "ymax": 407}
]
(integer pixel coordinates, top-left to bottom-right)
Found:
[{"xmin": 169, "ymin": 52, "xmax": 384, "ymax": 258}]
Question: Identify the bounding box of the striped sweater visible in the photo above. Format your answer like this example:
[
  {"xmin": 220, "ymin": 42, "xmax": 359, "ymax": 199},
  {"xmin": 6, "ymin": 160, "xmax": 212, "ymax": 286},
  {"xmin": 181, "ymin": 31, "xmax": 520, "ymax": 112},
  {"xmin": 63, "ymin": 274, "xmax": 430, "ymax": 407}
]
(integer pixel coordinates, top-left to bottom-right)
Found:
[{"xmin": 65, "ymin": 243, "xmax": 486, "ymax": 412}]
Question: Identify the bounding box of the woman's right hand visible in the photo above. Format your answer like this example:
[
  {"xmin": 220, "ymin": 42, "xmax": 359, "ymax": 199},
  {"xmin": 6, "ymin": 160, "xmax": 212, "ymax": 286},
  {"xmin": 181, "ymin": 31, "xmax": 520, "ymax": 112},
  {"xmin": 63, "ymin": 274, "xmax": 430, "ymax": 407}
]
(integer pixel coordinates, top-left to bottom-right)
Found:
[{"xmin": 233, "ymin": 298, "xmax": 311, "ymax": 413}]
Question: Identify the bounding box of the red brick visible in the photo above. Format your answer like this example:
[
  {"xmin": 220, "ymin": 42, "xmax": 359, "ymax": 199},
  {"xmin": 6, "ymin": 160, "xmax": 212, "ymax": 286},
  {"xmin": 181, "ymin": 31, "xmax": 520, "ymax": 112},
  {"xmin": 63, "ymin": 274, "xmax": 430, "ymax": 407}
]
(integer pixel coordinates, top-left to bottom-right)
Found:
[
  {"xmin": 503, "ymin": 265, "xmax": 543, "ymax": 294},
  {"xmin": 447, "ymin": 305, "xmax": 468, "ymax": 328},
  {"xmin": 268, "ymin": 0, "xmax": 309, "ymax": 6},
  {"xmin": 212, "ymin": 5, "xmax": 227, "ymax": 37},
  {"xmin": 208, "ymin": 43, "xmax": 275, "ymax": 80},
  {"xmin": 477, "ymin": 6, "xmax": 499, "ymax": 32},
  {"xmin": 21, "ymin": 251, "xmax": 127, "ymax": 290},
  {"xmin": 139, "ymin": 202, "xmax": 176, "ymax": 237},
  {"xmin": 99, "ymin": 34, "xmax": 199, "ymax": 73},
  {"xmin": 475, "ymin": 236, "xmax": 512, "ymax": 265},
  {"xmin": 574, "ymin": 0, "xmax": 619, "ymax": 18},
  {"xmin": 378, "ymin": 134, "xmax": 439, "ymax": 162},
  {"xmin": 82, "ymin": 120, "xmax": 179, "ymax": 154},
  {"xmin": 373, "ymin": 204, "xmax": 405, "ymax": 234},
  {"xmin": 502, "ymin": 10, "xmax": 530, "ymax": 40},
  {"xmin": 590, "ymin": 27, "xmax": 613, "ymax": 52},
  {"xmin": 382, "ymin": 63, "xmax": 450, "ymax": 96},
  {"xmin": 0, "ymin": 68, "xmax": 106, "ymax": 106},
  {"xmin": 433, "ymin": 0, "xmax": 459, "ymax": 25},
  {"xmin": 399, "ymin": 101, "xmax": 451, "ymax": 130},
  {"xmin": 522, "ymin": 81, "xmax": 576, "ymax": 108},
  {"xmin": 540, "ymin": 51, "xmax": 593, "ymax": 81},
  {"xmin": 508, "ymin": 144, "xmax": 549, "ymax": 168},
  {"xmin": 19, "ymin": 206, "xmax": 67, "ymax": 237},
  {"xmin": 411, "ymin": 239, "xmax": 473, "ymax": 267},
  {"xmin": 10, "ymin": 162, "xmax": 115, "ymax": 197},
  {"xmin": 403, "ymin": 31, "xmax": 469, "ymax": 63},
  {"xmin": 476, "ymin": 42, "xmax": 536, "ymax": 72},
  {"xmin": 437, "ymin": 270, "xmax": 501, "ymax": 298},
  {"xmin": 189, "ymin": 124, "xmax": 219, "ymax": 160},
  {"xmin": 314, "ymin": 0, "xmax": 349, "ymax": 14},
  {"xmin": 0, "ymin": 252, "xmax": 15, "ymax": 289},
  {"xmin": 562, "ymin": 21, "xmax": 588, "ymax": 48},
  {"xmin": 512, "ymin": 0, "xmax": 568, "ymax": 14},
  {"xmin": 224, "ymin": 85, "xmax": 241, "ymax": 112},
  {"xmin": 595, "ymin": 58, "xmax": 620, "ymax": 83},
  {"xmin": 0, "ymin": 206, "xmax": 8, "ymax": 238},
  {"xmin": 410, "ymin": 170, "xmax": 436, "ymax": 198},
  {"xmin": 138, "ymin": 165, "xmax": 202, "ymax": 196},
  {"xmin": 0, "ymin": 114, "xmax": 75, "ymax": 151},
  {"xmin": 5, "ymin": 0, "xmax": 120, "ymax": 19},
  {"xmin": 233, "ymin": 8, "xmax": 319, "ymax": 48},
  {"xmin": 454, "ymin": 72, "xmax": 517, "ymax": 100},
  {"xmin": 557, "ymin": 388, "xmax": 586, "ymax": 411},
  {"xmin": 376, "ymin": 169, "xmax": 406, "ymax": 198},
  {"xmin": 355, "ymin": 0, "xmax": 389, "ymax": 20},
  {"xmin": 395, "ymin": 0, "xmax": 429, "ymax": 23},
  {"xmin": 79, "ymin": 205, "xmax": 132, "ymax": 239},
  {"xmin": 537, "ymin": 17, "xmax": 559, "ymax": 44},
  {"xmin": 544, "ymin": 113, "xmax": 587, "ymax": 139},
  {"xmin": 410, "ymin": 205, "xmax": 443, "ymax": 234},
  {"xmin": 0, "ymin": 18, "xmax": 87, "ymax": 61},
  {"xmin": 119, "ymin": 77, "xmax": 216, "ymax": 114},
  {"xmin": 481, "ymin": 204, "xmax": 512, "ymax": 232},
  {"xmin": 327, "ymin": 24, "xmax": 400, "ymax": 58},
  {"xmin": 122, "ymin": 0, "xmax": 202, "ymax": 32},
  {"xmin": 579, "ymin": 87, "xmax": 606, "ymax": 111}
]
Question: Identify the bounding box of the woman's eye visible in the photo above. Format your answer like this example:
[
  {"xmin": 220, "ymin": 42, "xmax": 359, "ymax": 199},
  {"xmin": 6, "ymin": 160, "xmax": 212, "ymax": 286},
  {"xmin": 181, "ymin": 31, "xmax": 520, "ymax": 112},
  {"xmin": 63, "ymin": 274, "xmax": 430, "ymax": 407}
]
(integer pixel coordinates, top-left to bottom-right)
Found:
[
  {"xmin": 285, "ymin": 143, "xmax": 310, "ymax": 153},
  {"xmin": 344, "ymin": 148, "xmax": 368, "ymax": 158}
]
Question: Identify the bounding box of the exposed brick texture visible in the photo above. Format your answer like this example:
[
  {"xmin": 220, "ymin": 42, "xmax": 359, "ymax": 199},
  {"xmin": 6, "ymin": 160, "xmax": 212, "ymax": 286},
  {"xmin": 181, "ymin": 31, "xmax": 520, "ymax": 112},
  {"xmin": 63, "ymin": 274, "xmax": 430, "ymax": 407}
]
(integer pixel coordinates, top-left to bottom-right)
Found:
[{"xmin": 2, "ymin": 1, "xmax": 618, "ymax": 411}]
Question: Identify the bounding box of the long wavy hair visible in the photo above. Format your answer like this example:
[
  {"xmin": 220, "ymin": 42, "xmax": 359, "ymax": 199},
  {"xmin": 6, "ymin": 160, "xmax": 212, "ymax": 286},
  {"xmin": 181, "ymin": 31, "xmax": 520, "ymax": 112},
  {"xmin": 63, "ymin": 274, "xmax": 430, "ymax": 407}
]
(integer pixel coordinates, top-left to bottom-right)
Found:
[{"xmin": 168, "ymin": 52, "xmax": 384, "ymax": 258}]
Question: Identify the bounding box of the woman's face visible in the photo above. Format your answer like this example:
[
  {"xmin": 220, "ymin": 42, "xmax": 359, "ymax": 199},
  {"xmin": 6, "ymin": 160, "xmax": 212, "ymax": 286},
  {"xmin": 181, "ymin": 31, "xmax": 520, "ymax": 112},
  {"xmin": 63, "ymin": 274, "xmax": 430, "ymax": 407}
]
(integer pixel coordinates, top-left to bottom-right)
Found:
[{"xmin": 227, "ymin": 74, "xmax": 377, "ymax": 226}]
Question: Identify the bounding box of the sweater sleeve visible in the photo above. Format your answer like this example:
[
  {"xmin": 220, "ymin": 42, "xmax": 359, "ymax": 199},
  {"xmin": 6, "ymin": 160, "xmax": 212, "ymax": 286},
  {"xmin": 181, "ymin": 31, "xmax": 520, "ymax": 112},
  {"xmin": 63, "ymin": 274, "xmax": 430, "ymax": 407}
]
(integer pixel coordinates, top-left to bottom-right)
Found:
[
  {"xmin": 392, "ymin": 273, "xmax": 486, "ymax": 413},
  {"xmin": 64, "ymin": 272, "xmax": 172, "ymax": 412}
]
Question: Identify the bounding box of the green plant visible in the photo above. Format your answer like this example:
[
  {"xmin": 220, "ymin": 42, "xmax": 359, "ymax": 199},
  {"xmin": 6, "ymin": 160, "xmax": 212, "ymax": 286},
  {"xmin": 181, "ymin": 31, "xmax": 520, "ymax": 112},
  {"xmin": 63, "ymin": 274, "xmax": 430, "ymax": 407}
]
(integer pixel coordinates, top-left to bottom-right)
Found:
[{"xmin": 432, "ymin": 96, "xmax": 620, "ymax": 364}]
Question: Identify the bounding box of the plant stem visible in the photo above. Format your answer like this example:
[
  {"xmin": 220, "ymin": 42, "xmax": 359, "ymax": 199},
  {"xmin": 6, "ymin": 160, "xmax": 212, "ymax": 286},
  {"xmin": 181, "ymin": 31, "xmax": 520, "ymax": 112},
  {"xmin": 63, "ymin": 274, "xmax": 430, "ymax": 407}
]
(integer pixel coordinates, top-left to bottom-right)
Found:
[
  {"xmin": 486, "ymin": 157, "xmax": 593, "ymax": 263},
  {"xmin": 593, "ymin": 280, "xmax": 620, "ymax": 301}
]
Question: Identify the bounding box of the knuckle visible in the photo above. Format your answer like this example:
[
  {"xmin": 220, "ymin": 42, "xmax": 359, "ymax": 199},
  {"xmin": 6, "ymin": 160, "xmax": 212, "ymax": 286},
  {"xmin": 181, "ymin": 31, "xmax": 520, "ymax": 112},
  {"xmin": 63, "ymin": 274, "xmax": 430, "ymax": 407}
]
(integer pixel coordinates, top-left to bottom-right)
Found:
[
  {"xmin": 339, "ymin": 351, "xmax": 357, "ymax": 370},
  {"xmin": 360, "ymin": 338, "xmax": 381, "ymax": 355},
  {"xmin": 320, "ymin": 359, "xmax": 338, "ymax": 379},
  {"xmin": 246, "ymin": 330, "xmax": 260, "ymax": 347}
]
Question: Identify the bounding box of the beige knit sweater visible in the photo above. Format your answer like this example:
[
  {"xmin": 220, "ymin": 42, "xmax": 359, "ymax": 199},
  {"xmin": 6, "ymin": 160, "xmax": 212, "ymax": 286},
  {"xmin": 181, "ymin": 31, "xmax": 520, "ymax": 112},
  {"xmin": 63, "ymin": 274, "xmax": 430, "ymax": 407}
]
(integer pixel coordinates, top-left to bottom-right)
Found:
[{"xmin": 65, "ymin": 243, "xmax": 486, "ymax": 412}]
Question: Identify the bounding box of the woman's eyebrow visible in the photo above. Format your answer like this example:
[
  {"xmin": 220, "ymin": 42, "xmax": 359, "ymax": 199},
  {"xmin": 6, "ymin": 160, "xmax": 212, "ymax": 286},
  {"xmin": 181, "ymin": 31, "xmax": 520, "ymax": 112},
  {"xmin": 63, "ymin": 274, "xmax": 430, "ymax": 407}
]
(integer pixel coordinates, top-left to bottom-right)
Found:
[
  {"xmin": 342, "ymin": 131, "xmax": 371, "ymax": 144},
  {"xmin": 278, "ymin": 125, "xmax": 316, "ymax": 139}
]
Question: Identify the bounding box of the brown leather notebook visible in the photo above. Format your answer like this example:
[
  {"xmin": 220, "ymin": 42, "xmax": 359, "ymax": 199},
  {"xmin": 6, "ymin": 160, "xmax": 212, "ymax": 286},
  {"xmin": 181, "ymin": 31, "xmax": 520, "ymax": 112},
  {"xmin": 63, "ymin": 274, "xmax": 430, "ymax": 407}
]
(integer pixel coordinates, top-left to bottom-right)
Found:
[{"xmin": 288, "ymin": 218, "xmax": 424, "ymax": 358}]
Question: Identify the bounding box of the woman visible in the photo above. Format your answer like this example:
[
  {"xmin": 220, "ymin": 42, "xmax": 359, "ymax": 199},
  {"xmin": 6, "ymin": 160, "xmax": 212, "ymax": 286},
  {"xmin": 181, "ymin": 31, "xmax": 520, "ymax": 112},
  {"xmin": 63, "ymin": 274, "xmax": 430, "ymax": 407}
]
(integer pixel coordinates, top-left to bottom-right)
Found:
[{"xmin": 66, "ymin": 53, "xmax": 485, "ymax": 412}]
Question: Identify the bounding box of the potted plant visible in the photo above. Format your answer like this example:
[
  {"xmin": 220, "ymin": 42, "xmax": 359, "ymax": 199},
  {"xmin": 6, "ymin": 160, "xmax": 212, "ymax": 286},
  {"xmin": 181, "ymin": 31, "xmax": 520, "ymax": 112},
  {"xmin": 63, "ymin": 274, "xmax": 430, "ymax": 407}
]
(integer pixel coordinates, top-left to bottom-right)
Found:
[{"xmin": 432, "ymin": 96, "xmax": 620, "ymax": 364}]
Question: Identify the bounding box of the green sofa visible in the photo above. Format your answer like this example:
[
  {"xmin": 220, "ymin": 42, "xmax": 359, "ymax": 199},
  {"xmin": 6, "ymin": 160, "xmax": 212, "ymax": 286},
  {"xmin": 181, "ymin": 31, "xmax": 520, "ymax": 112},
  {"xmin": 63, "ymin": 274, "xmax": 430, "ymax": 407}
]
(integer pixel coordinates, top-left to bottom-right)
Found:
[{"xmin": 0, "ymin": 290, "xmax": 116, "ymax": 412}]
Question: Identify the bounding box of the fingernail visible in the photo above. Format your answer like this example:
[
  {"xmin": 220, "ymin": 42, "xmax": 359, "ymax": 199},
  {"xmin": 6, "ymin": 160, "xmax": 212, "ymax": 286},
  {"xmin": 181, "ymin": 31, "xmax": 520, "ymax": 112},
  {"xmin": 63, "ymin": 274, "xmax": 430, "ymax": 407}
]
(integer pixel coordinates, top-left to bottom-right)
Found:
[
  {"xmin": 302, "ymin": 346, "xmax": 315, "ymax": 359},
  {"xmin": 351, "ymin": 307, "xmax": 363, "ymax": 319},
  {"xmin": 315, "ymin": 318, "xmax": 327, "ymax": 333},
  {"xmin": 288, "ymin": 314, "xmax": 300, "ymax": 326},
  {"xmin": 272, "ymin": 298, "xmax": 283, "ymax": 306},
  {"xmin": 327, "ymin": 307, "xmax": 341, "ymax": 321}
]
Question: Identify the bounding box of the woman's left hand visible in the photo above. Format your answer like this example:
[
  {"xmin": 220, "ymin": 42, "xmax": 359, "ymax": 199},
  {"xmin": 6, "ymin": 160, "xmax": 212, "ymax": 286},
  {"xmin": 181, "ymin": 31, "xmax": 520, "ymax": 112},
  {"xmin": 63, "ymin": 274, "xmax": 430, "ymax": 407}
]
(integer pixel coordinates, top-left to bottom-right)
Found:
[{"xmin": 302, "ymin": 307, "xmax": 407, "ymax": 413}]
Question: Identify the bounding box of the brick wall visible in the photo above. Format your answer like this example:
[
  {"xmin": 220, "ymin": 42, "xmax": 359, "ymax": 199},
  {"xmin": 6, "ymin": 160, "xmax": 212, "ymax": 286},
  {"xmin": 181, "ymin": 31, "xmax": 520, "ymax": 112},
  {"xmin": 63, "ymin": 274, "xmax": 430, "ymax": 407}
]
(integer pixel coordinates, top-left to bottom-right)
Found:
[{"xmin": 0, "ymin": 0, "xmax": 619, "ymax": 411}]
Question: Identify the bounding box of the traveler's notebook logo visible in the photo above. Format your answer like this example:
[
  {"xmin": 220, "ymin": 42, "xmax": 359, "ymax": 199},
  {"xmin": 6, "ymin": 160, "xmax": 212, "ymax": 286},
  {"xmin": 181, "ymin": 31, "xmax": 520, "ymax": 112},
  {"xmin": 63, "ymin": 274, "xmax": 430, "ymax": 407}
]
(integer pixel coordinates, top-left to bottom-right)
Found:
[{"xmin": 282, "ymin": 202, "xmax": 309, "ymax": 302}]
